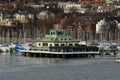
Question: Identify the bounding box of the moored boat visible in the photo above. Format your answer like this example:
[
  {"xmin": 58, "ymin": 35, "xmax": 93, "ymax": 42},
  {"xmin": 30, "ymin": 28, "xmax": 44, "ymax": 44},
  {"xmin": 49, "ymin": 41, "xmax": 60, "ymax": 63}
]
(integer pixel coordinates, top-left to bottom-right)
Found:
[
  {"xmin": 9, "ymin": 42, "xmax": 32, "ymax": 53},
  {"xmin": 0, "ymin": 43, "xmax": 10, "ymax": 52},
  {"xmin": 115, "ymin": 50, "xmax": 120, "ymax": 63},
  {"xmin": 19, "ymin": 27, "xmax": 100, "ymax": 58}
]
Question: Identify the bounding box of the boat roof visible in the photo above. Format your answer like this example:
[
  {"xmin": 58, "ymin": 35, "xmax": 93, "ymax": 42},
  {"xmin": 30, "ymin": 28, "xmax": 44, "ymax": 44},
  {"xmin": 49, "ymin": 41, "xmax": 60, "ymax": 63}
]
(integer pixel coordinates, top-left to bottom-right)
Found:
[{"xmin": 39, "ymin": 28, "xmax": 79, "ymax": 42}]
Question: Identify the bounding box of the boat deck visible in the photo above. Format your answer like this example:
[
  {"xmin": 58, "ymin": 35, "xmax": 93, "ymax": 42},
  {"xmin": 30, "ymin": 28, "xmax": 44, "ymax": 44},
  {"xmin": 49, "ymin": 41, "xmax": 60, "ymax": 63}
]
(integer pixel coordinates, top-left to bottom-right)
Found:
[
  {"xmin": 19, "ymin": 50, "xmax": 99, "ymax": 55},
  {"xmin": 19, "ymin": 50, "xmax": 100, "ymax": 58}
]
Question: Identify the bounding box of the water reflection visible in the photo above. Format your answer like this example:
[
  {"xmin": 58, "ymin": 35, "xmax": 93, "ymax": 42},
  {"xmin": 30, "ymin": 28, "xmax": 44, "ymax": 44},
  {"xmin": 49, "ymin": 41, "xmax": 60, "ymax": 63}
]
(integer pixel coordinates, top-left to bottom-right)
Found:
[
  {"xmin": 0, "ymin": 52, "xmax": 64, "ymax": 66},
  {"xmin": 0, "ymin": 52, "xmax": 120, "ymax": 80}
]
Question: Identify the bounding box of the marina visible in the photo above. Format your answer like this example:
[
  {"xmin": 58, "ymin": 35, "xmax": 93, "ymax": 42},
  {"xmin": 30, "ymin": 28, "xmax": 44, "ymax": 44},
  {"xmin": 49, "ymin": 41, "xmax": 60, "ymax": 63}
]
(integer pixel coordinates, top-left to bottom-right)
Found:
[{"xmin": 0, "ymin": 0, "xmax": 120, "ymax": 80}]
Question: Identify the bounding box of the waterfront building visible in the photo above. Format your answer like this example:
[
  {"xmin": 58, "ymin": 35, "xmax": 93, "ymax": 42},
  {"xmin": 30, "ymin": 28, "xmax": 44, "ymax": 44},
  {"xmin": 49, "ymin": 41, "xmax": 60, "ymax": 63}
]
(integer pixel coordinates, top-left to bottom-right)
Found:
[
  {"xmin": 0, "ymin": 12, "xmax": 15, "ymax": 42},
  {"xmin": 96, "ymin": 18, "xmax": 120, "ymax": 43}
]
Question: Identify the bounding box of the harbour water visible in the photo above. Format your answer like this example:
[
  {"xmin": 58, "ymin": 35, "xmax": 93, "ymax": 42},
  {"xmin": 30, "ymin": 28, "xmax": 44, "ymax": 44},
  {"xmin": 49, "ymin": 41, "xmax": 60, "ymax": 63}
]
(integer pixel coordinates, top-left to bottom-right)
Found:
[{"xmin": 0, "ymin": 52, "xmax": 120, "ymax": 80}]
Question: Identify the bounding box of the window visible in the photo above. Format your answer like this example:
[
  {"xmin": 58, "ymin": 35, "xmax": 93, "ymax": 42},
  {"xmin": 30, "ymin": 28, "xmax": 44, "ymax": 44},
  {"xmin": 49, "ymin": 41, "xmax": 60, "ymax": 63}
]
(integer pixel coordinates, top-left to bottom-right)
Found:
[
  {"xmin": 50, "ymin": 44, "xmax": 52, "ymax": 46},
  {"xmin": 43, "ymin": 43, "xmax": 48, "ymax": 46},
  {"xmin": 61, "ymin": 44, "xmax": 65, "ymax": 46},
  {"xmin": 75, "ymin": 44, "xmax": 79, "ymax": 46},
  {"xmin": 53, "ymin": 32, "xmax": 55, "ymax": 35},
  {"xmin": 69, "ymin": 44, "xmax": 73, "ymax": 46},
  {"xmin": 55, "ymin": 44, "xmax": 59, "ymax": 46},
  {"xmin": 51, "ymin": 38, "xmax": 53, "ymax": 40},
  {"xmin": 51, "ymin": 32, "xmax": 55, "ymax": 35},
  {"xmin": 45, "ymin": 49, "xmax": 48, "ymax": 51},
  {"xmin": 39, "ymin": 43, "xmax": 41, "ymax": 46},
  {"xmin": 41, "ymin": 49, "xmax": 43, "ymax": 51}
]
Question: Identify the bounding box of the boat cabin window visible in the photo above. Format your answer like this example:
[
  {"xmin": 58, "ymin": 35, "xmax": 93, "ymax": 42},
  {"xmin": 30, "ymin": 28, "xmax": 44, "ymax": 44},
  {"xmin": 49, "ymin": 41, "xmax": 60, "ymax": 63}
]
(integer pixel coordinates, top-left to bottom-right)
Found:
[
  {"xmin": 75, "ymin": 44, "xmax": 79, "ymax": 46},
  {"xmin": 57, "ymin": 31, "xmax": 64, "ymax": 35},
  {"xmin": 45, "ymin": 49, "xmax": 48, "ymax": 51},
  {"xmin": 51, "ymin": 32, "xmax": 56, "ymax": 35},
  {"xmin": 39, "ymin": 43, "xmax": 41, "ymax": 46},
  {"xmin": 50, "ymin": 44, "xmax": 52, "ymax": 46},
  {"xmin": 61, "ymin": 44, "xmax": 65, "ymax": 46},
  {"xmin": 69, "ymin": 44, "xmax": 73, "ymax": 46},
  {"xmin": 55, "ymin": 44, "xmax": 59, "ymax": 46},
  {"xmin": 43, "ymin": 43, "xmax": 48, "ymax": 46}
]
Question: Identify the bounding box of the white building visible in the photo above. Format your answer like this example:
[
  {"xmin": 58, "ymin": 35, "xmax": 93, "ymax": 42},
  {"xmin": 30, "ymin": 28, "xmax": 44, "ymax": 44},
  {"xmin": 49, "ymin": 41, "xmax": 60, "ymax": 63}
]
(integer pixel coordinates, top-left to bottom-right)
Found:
[
  {"xmin": 58, "ymin": 2, "xmax": 72, "ymax": 8},
  {"xmin": 106, "ymin": 0, "xmax": 120, "ymax": 4},
  {"xmin": 96, "ymin": 18, "xmax": 107, "ymax": 33},
  {"xmin": 97, "ymin": 5, "xmax": 116, "ymax": 13},
  {"xmin": 0, "ymin": 13, "xmax": 14, "ymax": 26},
  {"xmin": 106, "ymin": 0, "xmax": 113, "ymax": 4},
  {"xmin": 64, "ymin": 3, "xmax": 86, "ymax": 14},
  {"xmin": 37, "ymin": 11, "xmax": 55, "ymax": 20},
  {"xmin": 14, "ymin": 12, "xmax": 34, "ymax": 23}
]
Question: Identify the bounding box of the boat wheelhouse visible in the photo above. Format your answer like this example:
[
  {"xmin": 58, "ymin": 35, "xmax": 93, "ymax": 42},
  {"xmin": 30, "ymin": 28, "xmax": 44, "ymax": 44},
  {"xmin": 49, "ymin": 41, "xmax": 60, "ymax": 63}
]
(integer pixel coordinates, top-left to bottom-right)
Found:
[
  {"xmin": 32, "ymin": 28, "xmax": 80, "ymax": 51},
  {"xmin": 20, "ymin": 28, "xmax": 99, "ymax": 58}
]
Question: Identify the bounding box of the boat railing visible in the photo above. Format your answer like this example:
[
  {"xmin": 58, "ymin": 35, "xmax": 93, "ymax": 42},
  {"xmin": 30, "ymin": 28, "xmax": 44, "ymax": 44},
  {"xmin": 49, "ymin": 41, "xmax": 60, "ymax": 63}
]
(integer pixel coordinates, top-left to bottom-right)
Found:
[{"xmin": 49, "ymin": 46, "xmax": 99, "ymax": 52}]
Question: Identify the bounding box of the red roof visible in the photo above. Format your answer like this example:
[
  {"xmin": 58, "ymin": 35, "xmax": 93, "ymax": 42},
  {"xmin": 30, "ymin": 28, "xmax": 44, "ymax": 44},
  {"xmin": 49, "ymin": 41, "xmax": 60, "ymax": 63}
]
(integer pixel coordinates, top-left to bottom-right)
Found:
[
  {"xmin": 79, "ymin": 0, "xmax": 106, "ymax": 4},
  {"xmin": 0, "ymin": 3, "xmax": 14, "ymax": 7}
]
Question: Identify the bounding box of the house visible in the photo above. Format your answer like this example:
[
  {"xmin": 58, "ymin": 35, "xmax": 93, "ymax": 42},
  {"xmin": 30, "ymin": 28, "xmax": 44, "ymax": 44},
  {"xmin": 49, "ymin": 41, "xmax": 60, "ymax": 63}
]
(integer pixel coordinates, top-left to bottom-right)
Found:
[
  {"xmin": 14, "ymin": 11, "xmax": 34, "ymax": 23},
  {"xmin": 97, "ymin": 5, "xmax": 116, "ymax": 13},
  {"xmin": 106, "ymin": 0, "xmax": 120, "ymax": 4},
  {"xmin": 37, "ymin": 11, "xmax": 55, "ymax": 20},
  {"xmin": 0, "ymin": 12, "xmax": 14, "ymax": 27},
  {"xmin": 58, "ymin": 2, "xmax": 72, "ymax": 9},
  {"xmin": 96, "ymin": 18, "xmax": 107, "ymax": 33}
]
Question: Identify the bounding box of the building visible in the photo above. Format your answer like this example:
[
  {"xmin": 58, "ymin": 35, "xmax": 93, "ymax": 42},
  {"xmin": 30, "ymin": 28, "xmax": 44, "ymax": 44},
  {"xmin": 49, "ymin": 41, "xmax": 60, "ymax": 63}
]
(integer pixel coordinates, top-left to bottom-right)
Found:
[
  {"xmin": 64, "ymin": 3, "xmax": 86, "ymax": 14},
  {"xmin": 0, "ymin": 13, "xmax": 14, "ymax": 27},
  {"xmin": 79, "ymin": 0, "xmax": 106, "ymax": 4},
  {"xmin": 96, "ymin": 18, "xmax": 107, "ymax": 33},
  {"xmin": 14, "ymin": 11, "xmax": 34, "ymax": 23},
  {"xmin": 37, "ymin": 11, "xmax": 55, "ymax": 20},
  {"xmin": 97, "ymin": 5, "xmax": 116, "ymax": 13},
  {"xmin": 106, "ymin": 0, "xmax": 120, "ymax": 4}
]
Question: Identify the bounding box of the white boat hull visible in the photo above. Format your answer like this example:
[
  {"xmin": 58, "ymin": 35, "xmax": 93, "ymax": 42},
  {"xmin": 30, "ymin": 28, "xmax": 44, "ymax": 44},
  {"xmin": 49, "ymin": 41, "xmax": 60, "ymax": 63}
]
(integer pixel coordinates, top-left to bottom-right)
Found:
[{"xmin": 19, "ymin": 50, "xmax": 99, "ymax": 55}]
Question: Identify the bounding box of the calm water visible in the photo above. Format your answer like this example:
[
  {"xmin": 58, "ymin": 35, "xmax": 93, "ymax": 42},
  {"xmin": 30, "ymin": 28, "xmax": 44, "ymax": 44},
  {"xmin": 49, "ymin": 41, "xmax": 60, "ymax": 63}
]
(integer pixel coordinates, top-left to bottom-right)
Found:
[{"xmin": 0, "ymin": 52, "xmax": 120, "ymax": 80}]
